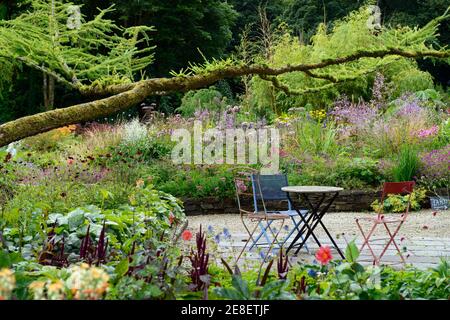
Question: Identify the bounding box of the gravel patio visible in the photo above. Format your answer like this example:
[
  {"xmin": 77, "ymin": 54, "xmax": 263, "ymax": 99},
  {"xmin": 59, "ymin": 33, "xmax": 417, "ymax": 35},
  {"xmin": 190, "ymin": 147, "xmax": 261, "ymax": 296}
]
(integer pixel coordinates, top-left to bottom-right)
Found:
[{"xmin": 187, "ymin": 209, "xmax": 450, "ymax": 269}]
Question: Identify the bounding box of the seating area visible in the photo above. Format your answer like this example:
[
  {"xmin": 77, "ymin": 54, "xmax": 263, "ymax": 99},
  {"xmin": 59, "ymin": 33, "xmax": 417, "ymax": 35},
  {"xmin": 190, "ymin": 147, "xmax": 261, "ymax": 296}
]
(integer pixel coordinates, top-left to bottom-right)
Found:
[{"xmin": 193, "ymin": 174, "xmax": 448, "ymax": 270}]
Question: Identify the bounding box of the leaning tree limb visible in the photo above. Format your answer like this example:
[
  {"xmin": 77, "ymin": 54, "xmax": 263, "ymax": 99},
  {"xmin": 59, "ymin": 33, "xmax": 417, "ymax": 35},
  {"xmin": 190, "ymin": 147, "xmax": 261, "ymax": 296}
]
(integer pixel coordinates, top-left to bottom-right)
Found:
[
  {"xmin": 81, "ymin": 47, "xmax": 450, "ymax": 96},
  {"xmin": 0, "ymin": 48, "xmax": 449, "ymax": 147}
]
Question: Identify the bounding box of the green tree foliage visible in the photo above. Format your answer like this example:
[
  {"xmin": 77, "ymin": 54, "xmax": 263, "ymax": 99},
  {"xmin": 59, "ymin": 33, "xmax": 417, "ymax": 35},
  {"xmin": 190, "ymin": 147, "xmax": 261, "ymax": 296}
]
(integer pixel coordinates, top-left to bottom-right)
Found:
[
  {"xmin": 380, "ymin": 0, "xmax": 450, "ymax": 86},
  {"xmin": 272, "ymin": 0, "xmax": 450, "ymax": 87},
  {"xmin": 178, "ymin": 87, "xmax": 226, "ymax": 117},
  {"xmin": 105, "ymin": 0, "xmax": 238, "ymax": 76},
  {"xmin": 227, "ymin": 0, "xmax": 285, "ymax": 43},
  {"xmin": 280, "ymin": 0, "xmax": 363, "ymax": 39},
  {"xmin": 248, "ymin": 5, "xmax": 447, "ymax": 114},
  {"xmin": 0, "ymin": 0, "xmax": 155, "ymax": 91}
]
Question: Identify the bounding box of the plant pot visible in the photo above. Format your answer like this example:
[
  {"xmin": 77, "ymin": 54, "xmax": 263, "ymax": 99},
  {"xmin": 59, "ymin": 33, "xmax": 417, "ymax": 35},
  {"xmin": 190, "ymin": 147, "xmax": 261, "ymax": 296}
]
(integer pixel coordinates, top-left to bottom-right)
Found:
[{"xmin": 429, "ymin": 196, "xmax": 449, "ymax": 210}]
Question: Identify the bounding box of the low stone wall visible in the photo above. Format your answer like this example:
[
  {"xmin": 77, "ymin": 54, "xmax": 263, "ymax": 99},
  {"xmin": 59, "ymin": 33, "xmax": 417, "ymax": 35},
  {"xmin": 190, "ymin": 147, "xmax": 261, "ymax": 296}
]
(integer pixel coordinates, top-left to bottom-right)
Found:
[
  {"xmin": 182, "ymin": 188, "xmax": 439, "ymax": 216},
  {"xmin": 183, "ymin": 190, "xmax": 381, "ymax": 216}
]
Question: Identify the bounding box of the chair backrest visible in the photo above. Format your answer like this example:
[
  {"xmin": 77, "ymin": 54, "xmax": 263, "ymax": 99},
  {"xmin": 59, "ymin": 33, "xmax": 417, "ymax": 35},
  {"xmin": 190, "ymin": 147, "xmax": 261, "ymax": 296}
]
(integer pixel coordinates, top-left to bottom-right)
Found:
[
  {"xmin": 234, "ymin": 174, "xmax": 268, "ymax": 217},
  {"xmin": 382, "ymin": 181, "xmax": 415, "ymax": 196},
  {"xmin": 251, "ymin": 174, "xmax": 291, "ymax": 211},
  {"xmin": 379, "ymin": 181, "xmax": 415, "ymax": 216}
]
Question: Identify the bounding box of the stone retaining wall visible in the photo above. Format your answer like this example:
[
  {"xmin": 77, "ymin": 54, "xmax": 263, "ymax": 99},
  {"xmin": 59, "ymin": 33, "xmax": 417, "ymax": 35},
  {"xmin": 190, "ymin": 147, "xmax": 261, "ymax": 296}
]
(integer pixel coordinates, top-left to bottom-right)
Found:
[
  {"xmin": 182, "ymin": 190, "xmax": 380, "ymax": 216},
  {"xmin": 182, "ymin": 188, "xmax": 439, "ymax": 216}
]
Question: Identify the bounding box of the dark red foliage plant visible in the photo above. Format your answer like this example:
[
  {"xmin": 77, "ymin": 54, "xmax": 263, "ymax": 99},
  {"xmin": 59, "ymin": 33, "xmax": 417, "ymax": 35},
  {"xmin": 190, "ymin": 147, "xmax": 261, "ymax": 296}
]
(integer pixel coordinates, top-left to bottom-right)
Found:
[
  {"xmin": 188, "ymin": 225, "xmax": 210, "ymax": 295},
  {"xmin": 79, "ymin": 222, "xmax": 109, "ymax": 266},
  {"xmin": 277, "ymin": 248, "xmax": 289, "ymax": 280}
]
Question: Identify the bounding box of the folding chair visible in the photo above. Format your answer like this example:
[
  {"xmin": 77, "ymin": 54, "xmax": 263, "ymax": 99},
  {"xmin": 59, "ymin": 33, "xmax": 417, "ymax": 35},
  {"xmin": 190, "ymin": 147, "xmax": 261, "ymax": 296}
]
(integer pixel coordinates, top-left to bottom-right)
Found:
[
  {"xmin": 234, "ymin": 175, "xmax": 289, "ymax": 264},
  {"xmin": 250, "ymin": 174, "xmax": 310, "ymax": 252},
  {"xmin": 355, "ymin": 181, "xmax": 415, "ymax": 265}
]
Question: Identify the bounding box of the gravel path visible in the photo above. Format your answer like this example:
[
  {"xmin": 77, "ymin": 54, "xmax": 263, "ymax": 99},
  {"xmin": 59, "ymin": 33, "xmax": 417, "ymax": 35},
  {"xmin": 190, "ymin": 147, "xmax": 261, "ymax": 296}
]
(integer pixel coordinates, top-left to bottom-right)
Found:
[{"xmin": 187, "ymin": 209, "xmax": 450, "ymax": 240}]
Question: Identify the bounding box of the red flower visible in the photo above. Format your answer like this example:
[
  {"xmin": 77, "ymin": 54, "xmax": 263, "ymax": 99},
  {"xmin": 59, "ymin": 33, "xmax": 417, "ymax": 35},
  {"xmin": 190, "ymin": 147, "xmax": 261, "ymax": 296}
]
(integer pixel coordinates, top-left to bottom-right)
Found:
[
  {"xmin": 181, "ymin": 230, "xmax": 193, "ymax": 241},
  {"xmin": 67, "ymin": 158, "xmax": 74, "ymax": 165},
  {"xmin": 315, "ymin": 246, "xmax": 333, "ymax": 265}
]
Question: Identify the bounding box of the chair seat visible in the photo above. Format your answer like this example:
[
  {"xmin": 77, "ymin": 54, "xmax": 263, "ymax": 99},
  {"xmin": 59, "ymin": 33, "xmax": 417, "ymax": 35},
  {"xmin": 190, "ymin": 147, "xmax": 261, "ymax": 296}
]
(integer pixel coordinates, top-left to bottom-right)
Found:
[
  {"xmin": 275, "ymin": 209, "xmax": 308, "ymax": 217},
  {"xmin": 248, "ymin": 213, "xmax": 290, "ymax": 220},
  {"xmin": 356, "ymin": 215, "xmax": 406, "ymax": 224}
]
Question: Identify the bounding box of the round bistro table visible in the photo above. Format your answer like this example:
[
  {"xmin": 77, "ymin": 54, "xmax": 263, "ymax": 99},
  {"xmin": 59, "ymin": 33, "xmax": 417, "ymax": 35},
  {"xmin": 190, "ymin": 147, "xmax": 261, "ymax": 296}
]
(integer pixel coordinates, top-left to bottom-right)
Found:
[{"xmin": 282, "ymin": 186, "xmax": 345, "ymax": 258}]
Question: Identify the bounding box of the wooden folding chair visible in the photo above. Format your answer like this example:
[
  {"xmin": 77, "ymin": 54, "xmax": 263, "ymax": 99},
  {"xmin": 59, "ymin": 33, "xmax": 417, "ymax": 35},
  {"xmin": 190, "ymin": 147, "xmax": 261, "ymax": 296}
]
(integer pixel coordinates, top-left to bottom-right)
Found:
[
  {"xmin": 234, "ymin": 174, "xmax": 289, "ymax": 264},
  {"xmin": 355, "ymin": 181, "xmax": 415, "ymax": 265}
]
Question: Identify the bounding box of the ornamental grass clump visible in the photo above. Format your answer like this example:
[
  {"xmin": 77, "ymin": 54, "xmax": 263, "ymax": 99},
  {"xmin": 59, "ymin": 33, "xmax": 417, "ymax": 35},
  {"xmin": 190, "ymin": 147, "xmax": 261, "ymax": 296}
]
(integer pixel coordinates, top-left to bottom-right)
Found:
[{"xmin": 392, "ymin": 144, "xmax": 420, "ymax": 182}]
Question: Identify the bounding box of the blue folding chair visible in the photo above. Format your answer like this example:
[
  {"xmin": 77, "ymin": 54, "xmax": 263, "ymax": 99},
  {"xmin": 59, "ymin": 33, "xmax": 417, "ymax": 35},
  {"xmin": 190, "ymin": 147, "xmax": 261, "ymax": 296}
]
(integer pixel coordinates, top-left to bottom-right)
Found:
[
  {"xmin": 250, "ymin": 174, "xmax": 310, "ymax": 252},
  {"xmin": 234, "ymin": 175, "xmax": 289, "ymax": 264}
]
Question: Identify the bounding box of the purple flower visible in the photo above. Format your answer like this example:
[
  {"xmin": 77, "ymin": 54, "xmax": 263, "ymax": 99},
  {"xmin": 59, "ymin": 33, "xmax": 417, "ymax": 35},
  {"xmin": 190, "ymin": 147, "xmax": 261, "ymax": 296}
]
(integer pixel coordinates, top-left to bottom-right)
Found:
[
  {"xmin": 414, "ymin": 126, "xmax": 439, "ymax": 139},
  {"xmin": 259, "ymin": 250, "xmax": 266, "ymax": 261},
  {"xmin": 223, "ymin": 228, "xmax": 231, "ymax": 239},
  {"xmin": 330, "ymin": 95, "xmax": 378, "ymax": 135},
  {"xmin": 418, "ymin": 144, "xmax": 450, "ymax": 186}
]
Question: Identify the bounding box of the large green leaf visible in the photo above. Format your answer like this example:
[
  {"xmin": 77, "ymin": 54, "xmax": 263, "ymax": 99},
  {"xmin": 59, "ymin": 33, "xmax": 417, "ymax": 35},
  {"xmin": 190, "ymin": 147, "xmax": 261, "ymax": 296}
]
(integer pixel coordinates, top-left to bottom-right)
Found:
[
  {"xmin": 115, "ymin": 259, "xmax": 129, "ymax": 278},
  {"xmin": 345, "ymin": 241, "xmax": 360, "ymax": 263}
]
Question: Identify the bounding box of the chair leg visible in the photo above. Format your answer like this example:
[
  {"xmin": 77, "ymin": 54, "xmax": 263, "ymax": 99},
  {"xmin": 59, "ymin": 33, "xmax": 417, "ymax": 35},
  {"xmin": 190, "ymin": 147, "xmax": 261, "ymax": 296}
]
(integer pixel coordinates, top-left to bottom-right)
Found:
[
  {"xmin": 266, "ymin": 221, "xmax": 286, "ymax": 249},
  {"xmin": 379, "ymin": 222, "xmax": 406, "ymax": 264},
  {"xmin": 241, "ymin": 214, "xmax": 259, "ymax": 246},
  {"xmin": 255, "ymin": 219, "xmax": 287, "ymax": 285},
  {"xmin": 235, "ymin": 221, "xmax": 260, "ymax": 265},
  {"xmin": 249, "ymin": 221, "xmax": 273, "ymax": 250},
  {"xmin": 260, "ymin": 219, "xmax": 286, "ymax": 264},
  {"xmin": 356, "ymin": 220, "xmax": 379, "ymax": 264}
]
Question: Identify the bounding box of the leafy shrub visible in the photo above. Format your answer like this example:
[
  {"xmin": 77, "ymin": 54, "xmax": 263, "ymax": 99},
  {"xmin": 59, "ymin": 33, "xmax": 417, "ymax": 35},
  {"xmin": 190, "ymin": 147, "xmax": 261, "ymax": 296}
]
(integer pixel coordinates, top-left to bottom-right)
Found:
[
  {"xmin": 333, "ymin": 158, "xmax": 384, "ymax": 188},
  {"xmin": 293, "ymin": 118, "xmax": 340, "ymax": 156},
  {"xmin": 289, "ymin": 257, "xmax": 449, "ymax": 300},
  {"xmin": 178, "ymin": 87, "xmax": 226, "ymax": 117},
  {"xmin": 2, "ymin": 184, "xmax": 185, "ymax": 259},
  {"xmin": 287, "ymin": 156, "xmax": 384, "ymax": 190},
  {"xmin": 371, "ymin": 188, "xmax": 427, "ymax": 213},
  {"xmin": 21, "ymin": 126, "xmax": 77, "ymax": 153},
  {"xmin": 152, "ymin": 163, "xmax": 236, "ymax": 199}
]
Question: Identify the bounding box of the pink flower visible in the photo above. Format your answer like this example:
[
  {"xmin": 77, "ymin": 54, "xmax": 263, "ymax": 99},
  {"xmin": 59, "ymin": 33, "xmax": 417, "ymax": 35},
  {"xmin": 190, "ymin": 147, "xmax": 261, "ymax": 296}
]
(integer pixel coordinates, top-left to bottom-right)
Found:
[
  {"xmin": 315, "ymin": 246, "xmax": 333, "ymax": 265},
  {"xmin": 67, "ymin": 158, "xmax": 74, "ymax": 165},
  {"xmin": 235, "ymin": 179, "xmax": 247, "ymax": 193},
  {"xmin": 415, "ymin": 126, "xmax": 439, "ymax": 139},
  {"xmin": 279, "ymin": 149, "xmax": 289, "ymax": 158}
]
